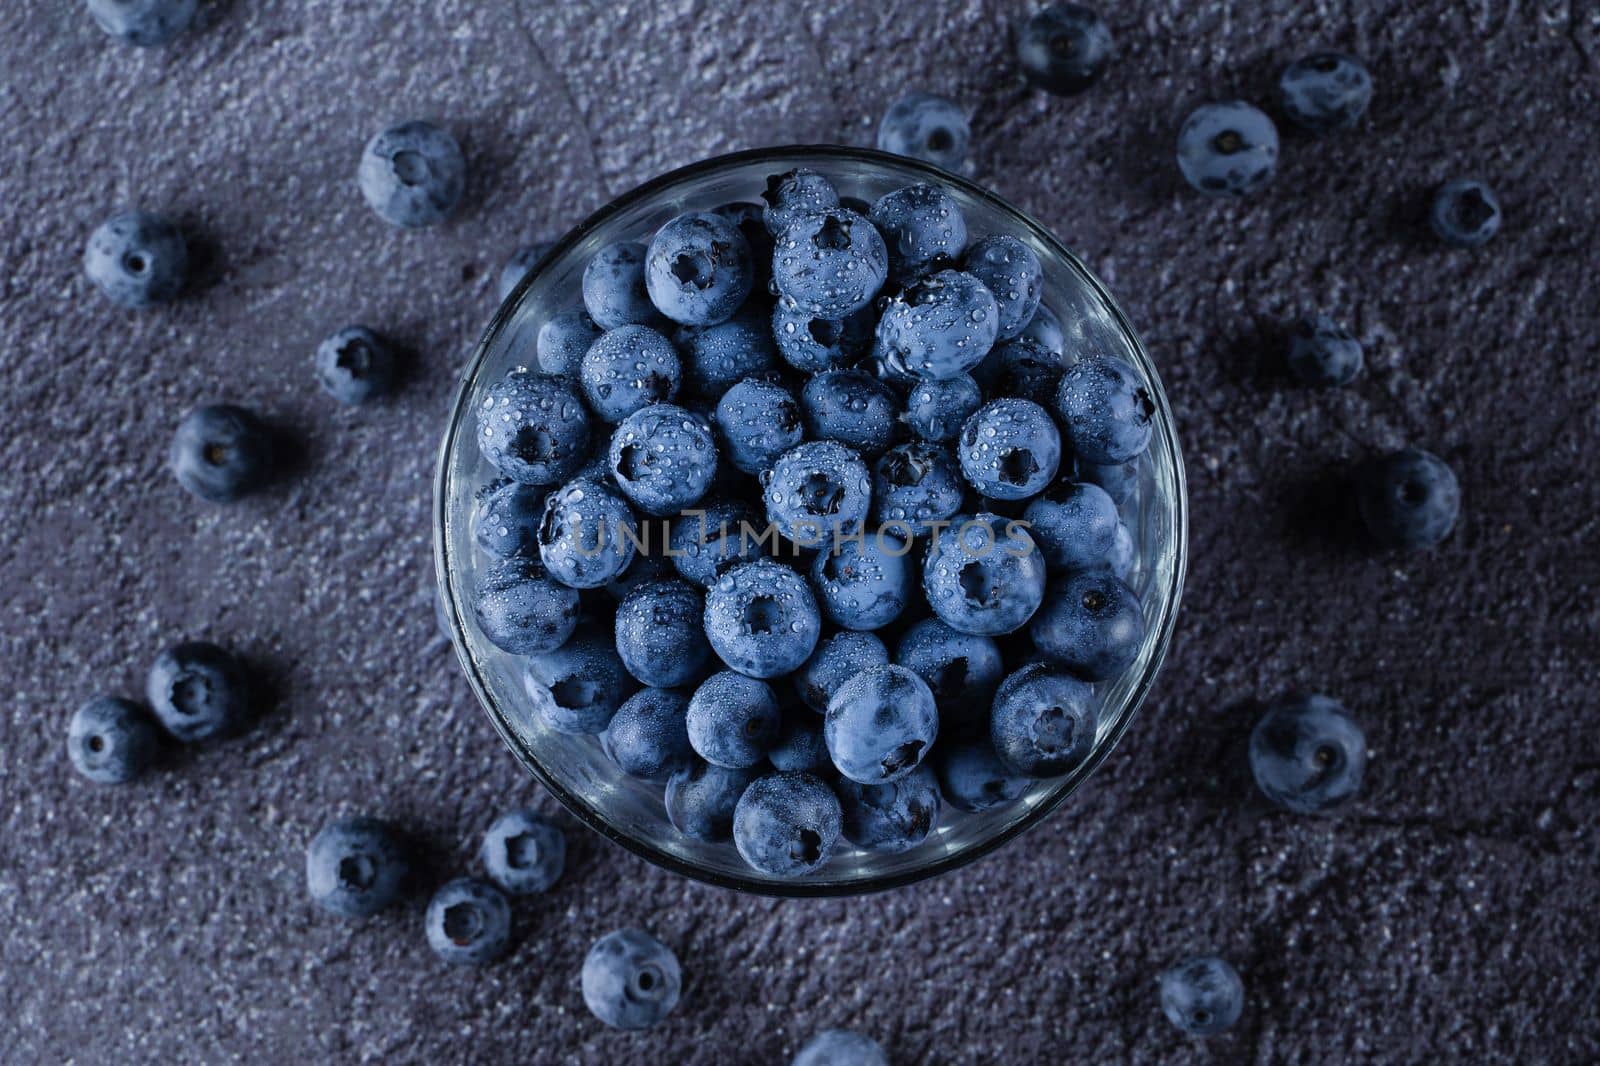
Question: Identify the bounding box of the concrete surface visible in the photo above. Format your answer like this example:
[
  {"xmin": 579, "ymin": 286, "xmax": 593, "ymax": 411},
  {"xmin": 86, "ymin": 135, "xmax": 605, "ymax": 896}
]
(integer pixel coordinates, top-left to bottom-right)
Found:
[{"xmin": 2, "ymin": 1, "xmax": 1598, "ymax": 1062}]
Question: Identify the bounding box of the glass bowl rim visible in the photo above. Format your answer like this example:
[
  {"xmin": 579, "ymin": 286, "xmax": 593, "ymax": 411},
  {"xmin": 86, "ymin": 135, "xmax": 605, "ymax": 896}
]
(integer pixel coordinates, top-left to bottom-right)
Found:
[{"xmin": 434, "ymin": 144, "xmax": 1189, "ymax": 898}]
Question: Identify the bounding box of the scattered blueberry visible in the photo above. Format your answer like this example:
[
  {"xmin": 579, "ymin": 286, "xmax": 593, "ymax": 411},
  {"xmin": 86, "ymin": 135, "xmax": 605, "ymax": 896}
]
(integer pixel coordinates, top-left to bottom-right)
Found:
[
  {"xmin": 877, "ymin": 92, "xmax": 970, "ymax": 171},
  {"xmin": 86, "ymin": 0, "xmax": 197, "ymax": 46},
  {"xmin": 481, "ymin": 809, "xmax": 565, "ymax": 895},
  {"xmin": 646, "ymin": 211, "xmax": 755, "ymax": 326},
  {"xmin": 732, "ymin": 771, "xmax": 842, "ymax": 876},
  {"xmin": 794, "ymin": 631, "xmax": 891, "ymax": 714},
  {"xmin": 425, "ymin": 877, "xmax": 512, "ymax": 966},
  {"xmin": 1430, "ymin": 179, "xmax": 1501, "ymax": 248},
  {"xmin": 836, "ymin": 764, "xmax": 941, "ymax": 853},
  {"xmin": 614, "ymin": 580, "xmax": 712, "ymax": 688},
  {"xmin": 894, "ymin": 618, "xmax": 1004, "ymax": 731},
  {"xmin": 358, "ymin": 120, "xmax": 465, "ymax": 228},
  {"xmin": 687, "ymin": 671, "xmax": 782, "ymax": 768},
  {"xmin": 582, "ymin": 241, "xmax": 661, "ymax": 328},
  {"xmin": 1287, "ymin": 314, "xmax": 1363, "ymax": 387},
  {"xmin": 958, "ymin": 397, "xmax": 1061, "ymax": 500},
  {"xmin": 1356, "ymin": 447, "xmax": 1460, "ymax": 550},
  {"xmin": 922, "ymin": 515, "xmax": 1047, "ymax": 636},
  {"xmin": 801, "ymin": 368, "xmax": 901, "ymax": 458},
  {"xmin": 1176, "ymin": 102, "xmax": 1279, "ymax": 198},
  {"xmin": 1029, "ymin": 570, "xmax": 1144, "ymax": 681},
  {"xmin": 761, "ymin": 168, "xmax": 841, "ymax": 236},
  {"xmin": 476, "ymin": 370, "xmax": 592, "ymax": 486},
  {"xmin": 871, "ymin": 442, "xmax": 964, "ymax": 537},
  {"xmin": 84, "ymin": 210, "xmax": 187, "ymax": 308},
  {"xmin": 498, "ymin": 241, "xmax": 556, "ymax": 302},
  {"xmin": 602, "ymin": 688, "xmax": 695, "ymax": 779},
  {"xmin": 771, "ymin": 208, "xmax": 889, "ymax": 320},
  {"xmin": 145, "ymin": 641, "xmax": 250, "ymax": 742},
  {"xmin": 1250, "ymin": 694, "xmax": 1367, "ymax": 814},
  {"xmin": 471, "ymin": 556, "xmax": 580, "ymax": 656},
  {"xmin": 1159, "ymin": 955, "xmax": 1244, "ymax": 1037},
  {"xmin": 963, "ymin": 235, "xmax": 1042, "ymax": 340},
  {"xmin": 1054, "ymin": 356, "xmax": 1154, "ymax": 463},
  {"xmin": 523, "ymin": 629, "xmax": 637, "ymax": 734},
  {"xmin": 580, "ymin": 324, "xmax": 682, "ymax": 423},
  {"xmin": 608, "ymin": 403, "xmax": 719, "ymax": 516},
  {"xmin": 537, "ymin": 307, "xmax": 605, "ymax": 377},
  {"xmin": 875, "ymin": 269, "xmax": 999, "ymax": 380},
  {"xmin": 714, "ymin": 378, "xmax": 804, "ymax": 475},
  {"xmin": 868, "ymin": 184, "xmax": 969, "ymax": 284},
  {"xmin": 1016, "ymin": 4, "xmax": 1113, "ymax": 96},
  {"xmin": 824, "ymin": 664, "xmax": 939, "ymax": 784},
  {"xmin": 68, "ymin": 696, "xmax": 159, "ymax": 784},
  {"xmin": 763, "ymin": 440, "xmax": 873, "ymax": 546},
  {"xmin": 1278, "ymin": 53, "xmax": 1373, "ymax": 133},
  {"xmin": 934, "ymin": 737, "xmax": 1028, "ymax": 812},
  {"xmin": 170, "ymin": 404, "xmax": 275, "ymax": 503},
  {"xmin": 990, "ymin": 663, "xmax": 1097, "ymax": 776},
  {"xmin": 537, "ymin": 477, "xmax": 637, "ymax": 589},
  {"xmin": 473, "ymin": 478, "xmax": 544, "ymax": 559},
  {"xmin": 677, "ymin": 306, "xmax": 779, "ymax": 400},
  {"xmin": 581, "ymin": 929, "xmax": 682, "ymax": 1030},
  {"xmin": 314, "ymin": 325, "xmax": 394, "ymax": 405},
  {"xmin": 668, "ymin": 497, "xmax": 767, "ymax": 587},
  {"xmin": 792, "ymin": 1030, "xmax": 889, "ymax": 1066},
  {"xmin": 305, "ymin": 817, "xmax": 412, "ymax": 919},
  {"xmin": 772, "ymin": 297, "xmax": 874, "ymax": 373},
  {"xmin": 810, "ymin": 528, "xmax": 913, "ymax": 631},
  {"xmin": 768, "ymin": 709, "xmax": 829, "ymax": 772},
  {"xmin": 704, "ymin": 561, "xmax": 822, "ymax": 679},
  {"xmin": 1023, "ymin": 480, "xmax": 1119, "ymax": 569}
]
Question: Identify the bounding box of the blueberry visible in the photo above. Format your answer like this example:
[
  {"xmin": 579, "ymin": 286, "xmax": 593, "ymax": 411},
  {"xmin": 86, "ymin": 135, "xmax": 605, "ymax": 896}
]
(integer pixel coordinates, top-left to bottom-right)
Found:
[
  {"xmin": 871, "ymin": 442, "xmax": 964, "ymax": 537},
  {"xmin": 977, "ymin": 336, "xmax": 1063, "ymax": 407},
  {"xmin": 1105, "ymin": 520, "xmax": 1134, "ymax": 579},
  {"xmin": 1030, "ymin": 570, "xmax": 1143, "ymax": 681},
  {"xmin": 1159, "ymin": 955, "xmax": 1244, "ymax": 1037},
  {"xmin": 534, "ymin": 478, "xmax": 637, "ymax": 589},
  {"xmin": 169, "ymin": 404, "xmax": 275, "ymax": 503},
  {"xmin": 537, "ymin": 307, "xmax": 604, "ymax": 377},
  {"xmin": 1280, "ymin": 313, "xmax": 1362, "ymax": 387},
  {"xmin": 473, "ymin": 478, "xmax": 543, "ymax": 559},
  {"xmin": 1278, "ymin": 52, "xmax": 1373, "ymax": 133},
  {"xmin": 1022, "ymin": 480, "xmax": 1119, "ymax": 569},
  {"xmin": 905, "ymin": 375, "xmax": 983, "ymax": 444},
  {"xmin": 314, "ymin": 326, "xmax": 394, "ymax": 405},
  {"xmin": 615, "ymin": 580, "xmax": 712, "ymax": 688},
  {"xmin": 761, "ymin": 169, "xmax": 841, "ymax": 236},
  {"xmin": 1019, "ymin": 302, "xmax": 1066, "ymax": 356},
  {"xmin": 1054, "ymin": 356, "xmax": 1154, "ymax": 463},
  {"xmin": 86, "ymin": 0, "xmax": 197, "ymax": 46},
  {"xmin": 608, "ymin": 403, "xmax": 719, "ymax": 517},
  {"xmin": 666, "ymin": 761, "xmax": 757, "ymax": 841},
  {"xmin": 481, "ymin": 809, "xmax": 565, "ymax": 895},
  {"xmin": 84, "ymin": 210, "xmax": 187, "ymax": 308},
  {"xmin": 646, "ymin": 212, "xmax": 755, "ymax": 326},
  {"xmin": 711, "ymin": 200, "xmax": 776, "ymax": 291},
  {"xmin": 794, "ymin": 631, "xmax": 891, "ymax": 714},
  {"xmin": 522, "ymin": 629, "xmax": 636, "ymax": 734},
  {"xmin": 768, "ymin": 709, "xmax": 829, "ymax": 772},
  {"xmin": 68, "ymin": 696, "xmax": 159, "ymax": 784},
  {"xmin": 894, "ymin": 618, "xmax": 1004, "ymax": 731},
  {"xmin": 602, "ymin": 688, "xmax": 694, "ymax": 779},
  {"xmin": 868, "ymin": 184, "xmax": 969, "ymax": 285},
  {"xmin": 358, "ymin": 121, "xmax": 464, "ymax": 228},
  {"xmin": 580, "ymin": 325, "xmax": 682, "ymax": 423},
  {"xmin": 825, "ymin": 664, "xmax": 939, "ymax": 785},
  {"xmin": 582, "ymin": 241, "xmax": 662, "ymax": 328},
  {"xmin": 1073, "ymin": 454, "xmax": 1139, "ymax": 505},
  {"xmin": 497, "ymin": 242, "xmax": 556, "ymax": 302},
  {"xmin": 763, "ymin": 441, "xmax": 873, "ymax": 546},
  {"xmin": 145, "ymin": 641, "xmax": 250, "ymax": 742},
  {"xmin": 687, "ymin": 671, "xmax": 782, "ymax": 768},
  {"xmin": 704, "ymin": 561, "xmax": 822, "ymax": 679},
  {"xmin": 1356, "ymin": 447, "xmax": 1460, "ymax": 550},
  {"xmin": 714, "ymin": 378, "xmax": 804, "ymax": 475},
  {"xmin": 877, "ymin": 92, "xmax": 970, "ymax": 171},
  {"xmin": 963, "ymin": 235, "xmax": 1042, "ymax": 340},
  {"xmin": 1430, "ymin": 179, "xmax": 1501, "ymax": 248},
  {"xmin": 958, "ymin": 398, "xmax": 1061, "ymax": 500},
  {"xmin": 1249, "ymin": 694, "xmax": 1366, "ymax": 815},
  {"xmin": 772, "ymin": 208, "xmax": 889, "ymax": 320},
  {"xmin": 800, "ymin": 368, "xmax": 901, "ymax": 458},
  {"xmin": 677, "ymin": 306, "xmax": 779, "ymax": 401},
  {"xmin": 922, "ymin": 515, "xmax": 1047, "ymax": 636},
  {"xmin": 875, "ymin": 270, "xmax": 998, "ymax": 380},
  {"xmin": 471, "ymin": 556, "xmax": 580, "ymax": 656},
  {"xmin": 810, "ymin": 530, "xmax": 913, "ymax": 631},
  {"xmin": 934, "ymin": 737, "xmax": 1028, "ymax": 812},
  {"xmin": 1017, "ymin": 4, "xmax": 1113, "ymax": 96},
  {"xmin": 836, "ymin": 764, "xmax": 941, "ymax": 853},
  {"xmin": 305, "ymin": 817, "xmax": 412, "ymax": 919},
  {"xmin": 1176, "ymin": 102, "xmax": 1279, "ymax": 199},
  {"xmin": 426, "ymin": 878, "xmax": 512, "ymax": 966},
  {"xmin": 990, "ymin": 663, "xmax": 1097, "ymax": 776},
  {"xmin": 773, "ymin": 297, "xmax": 875, "ymax": 373},
  {"xmin": 476, "ymin": 370, "xmax": 592, "ymax": 486},
  {"xmin": 582, "ymin": 929, "xmax": 682, "ymax": 1030},
  {"xmin": 732, "ymin": 771, "xmax": 843, "ymax": 876},
  {"xmin": 793, "ymin": 1030, "xmax": 889, "ymax": 1066},
  {"xmin": 668, "ymin": 497, "xmax": 767, "ymax": 587}
]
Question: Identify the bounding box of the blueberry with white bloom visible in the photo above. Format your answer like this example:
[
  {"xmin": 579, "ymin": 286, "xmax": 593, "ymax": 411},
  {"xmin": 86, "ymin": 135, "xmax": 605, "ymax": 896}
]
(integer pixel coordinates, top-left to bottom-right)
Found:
[
  {"xmin": 476, "ymin": 370, "xmax": 591, "ymax": 486},
  {"xmin": 1278, "ymin": 53, "xmax": 1373, "ymax": 133},
  {"xmin": 86, "ymin": 0, "xmax": 197, "ymax": 47},
  {"xmin": 836, "ymin": 764, "xmax": 942, "ymax": 853},
  {"xmin": 358, "ymin": 121, "xmax": 465, "ymax": 228},
  {"xmin": 602, "ymin": 688, "xmax": 695, "ymax": 779},
  {"xmin": 877, "ymin": 92, "xmax": 970, "ymax": 171},
  {"xmin": 703, "ymin": 561, "xmax": 822, "ymax": 679},
  {"xmin": 771, "ymin": 208, "xmax": 889, "ymax": 320},
  {"xmin": 582, "ymin": 929, "xmax": 683, "ymax": 1030},
  {"xmin": 1176, "ymin": 102, "xmax": 1279, "ymax": 199},
  {"xmin": 645, "ymin": 212, "xmax": 755, "ymax": 326},
  {"xmin": 990, "ymin": 663, "xmax": 1097, "ymax": 777},
  {"xmin": 583, "ymin": 241, "xmax": 661, "ymax": 328},
  {"xmin": 732, "ymin": 771, "xmax": 842, "ymax": 876},
  {"xmin": 809, "ymin": 528, "xmax": 913, "ymax": 631},
  {"xmin": 498, "ymin": 242, "xmax": 555, "ymax": 302},
  {"xmin": 825, "ymin": 664, "xmax": 939, "ymax": 784},
  {"xmin": 84, "ymin": 210, "xmax": 187, "ymax": 308},
  {"xmin": 523, "ymin": 629, "xmax": 637, "ymax": 734},
  {"xmin": 315, "ymin": 326, "xmax": 394, "ymax": 406},
  {"xmin": 922, "ymin": 514, "xmax": 1046, "ymax": 636},
  {"xmin": 537, "ymin": 477, "xmax": 638, "ymax": 589},
  {"xmin": 608, "ymin": 403, "xmax": 719, "ymax": 516},
  {"xmin": 481, "ymin": 809, "xmax": 565, "ymax": 895}
]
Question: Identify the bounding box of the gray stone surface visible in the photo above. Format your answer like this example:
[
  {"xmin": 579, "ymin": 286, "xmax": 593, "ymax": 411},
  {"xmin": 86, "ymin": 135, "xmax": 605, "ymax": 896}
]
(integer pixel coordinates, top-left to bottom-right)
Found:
[{"xmin": 3, "ymin": 1, "xmax": 1598, "ymax": 1063}]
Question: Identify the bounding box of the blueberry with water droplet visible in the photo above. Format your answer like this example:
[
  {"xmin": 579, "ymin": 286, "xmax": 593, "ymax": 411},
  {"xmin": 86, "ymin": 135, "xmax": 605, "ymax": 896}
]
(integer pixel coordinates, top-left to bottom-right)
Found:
[
  {"xmin": 771, "ymin": 208, "xmax": 888, "ymax": 319},
  {"xmin": 1053, "ymin": 356, "xmax": 1154, "ymax": 463},
  {"xmin": 475, "ymin": 369, "xmax": 592, "ymax": 486},
  {"xmin": 935, "ymin": 736, "xmax": 1027, "ymax": 812},
  {"xmin": 471, "ymin": 556, "xmax": 580, "ymax": 656},
  {"xmin": 875, "ymin": 269, "xmax": 998, "ymax": 380},
  {"xmin": 714, "ymin": 378, "xmax": 804, "ymax": 475},
  {"xmin": 963, "ymin": 235, "xmax": 1042, "ymax": 340},
  {"xmin": 473, "ymin": 478, "xmax": 544, "ymax": 559},
  {"xmin": 687, "ymin": 670, "xmax": 782, "ymax": 768},
  {"xmin": 990, "ymin": 662, "xmax": 1097, "ymax": 776},
  {"xmin": 601, "ymin": 687, "xmax": 695, "ymax": 779},
  {"xmin": 615, "ymin": 579, "xmax": 712, "ymax": 688},
  {"xmin": 646, "ymin": 211, "xmax": 755, "ymax": 326},
  {"xmin": 801, "ymin": 368, "xmax": 901, "ymax": 458},
  {"xmin": 922, "ymin": 514, "xmax": 1046, "ymax": 636},
  {"xmin": 1029, "ymin": 570, "xmax": 1143, "ymax": 681},
  {"xmin": 536, "ymin": 307, "xmax": 603, "ymax": 377},
  {"xmin": 905, "ymin": 374, "xmax": 983, "ymax": 444},
  {"xmin": 760, "ymin": 168, "xmax": 841, "ymax": 236},
  {"xmin": 958, "ymin": 397, "xmax": 1061, "ymax": 501},
  {"xmin": 579, "ymin": 324, "xmax": 681, "ymax": 423},
  {"xmin": 793, "ymin": 631, "xmax": 890, "ymax": 714},
  {"xmin": 1023, "ymin": 479, "xmax": 1119, "ymax": 570},
  {"xmin": 868, "ymin": 183, "xmax": 969, "ymax": 284},
  {"xmin": 871, "ymin": 441, "xmax": 963, "ymax": 538},
  {"xmin": 677, "ymin": 305, "xmax": 778, "ymax": 400},
  {"xmin": 537, "ymin": 476, "xmax": 638, "ymax": 589},
  {"xmin": 668, "ymin": 496, "xmax": 767, "ymax": 587},
  {"xmin": 772, "ymin": 296, "xmax": 875, "ymax": 373},
  {"xmin": 836, "ymin": 764, "xmax": 941, "ymax": 853},
  {"xmin": 666, "ymin": 761, "xmax": 758, "ymax": 841},
  {"xmin": 607, "ymin": 403, "xmax": 719, "ymax": 516},
  {"xmin": 704, "ymin": 561, "xmax": 822, "ymax": 679},
  {"xmin": 762, "ymin": 440, "xmax": 873, "ymax": 546},
  {"xmin": 732, "ymin": 771, "xmax": 842, "ymax": 876},
  {"xmin": 582, "ymin": 241, "xmax": 662, "ymax": 328},
  {"xmin": 894, "ymin": 617, "xmax": 1004, "ymax": 732},
  {"xmin": 809, "ymin": 526, "xmax": 913, "ymax": 631}
]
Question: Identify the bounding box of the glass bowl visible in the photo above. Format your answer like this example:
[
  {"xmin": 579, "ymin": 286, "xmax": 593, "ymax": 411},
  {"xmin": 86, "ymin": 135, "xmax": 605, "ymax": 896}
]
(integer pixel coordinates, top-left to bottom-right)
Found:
[{"xmin": 435, "ymin": 146, "xmax": 1186, "ymax": 897}]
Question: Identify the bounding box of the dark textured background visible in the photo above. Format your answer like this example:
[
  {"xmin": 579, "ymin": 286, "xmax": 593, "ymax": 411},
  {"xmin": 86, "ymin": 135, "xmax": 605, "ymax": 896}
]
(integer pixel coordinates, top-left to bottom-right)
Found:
[{"xmin": 3, "ymin": 1, "xmax": 1598, "ymax": 1062}]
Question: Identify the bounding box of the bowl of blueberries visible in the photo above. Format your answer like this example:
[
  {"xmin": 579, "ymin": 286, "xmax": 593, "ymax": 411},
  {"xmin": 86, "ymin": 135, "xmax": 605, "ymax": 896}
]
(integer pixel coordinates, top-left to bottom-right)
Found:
[{"xmin": 435, "ymin": 145, "xmax": 1186, "ymax": 896}]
